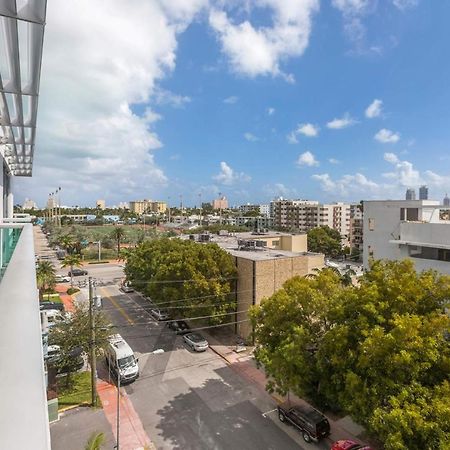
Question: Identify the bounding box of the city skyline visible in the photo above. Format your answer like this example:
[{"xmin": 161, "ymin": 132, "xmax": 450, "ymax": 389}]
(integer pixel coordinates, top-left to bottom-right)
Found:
[{"xmin": 15, "ymin": 1, "xmax": 450, "ymax": 207}]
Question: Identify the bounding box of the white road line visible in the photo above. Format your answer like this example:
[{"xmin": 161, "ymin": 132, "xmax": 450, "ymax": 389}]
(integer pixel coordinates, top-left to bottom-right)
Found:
[{"xmin": 262, "ymin": 408, "xmax": 277, "ymax": 418}]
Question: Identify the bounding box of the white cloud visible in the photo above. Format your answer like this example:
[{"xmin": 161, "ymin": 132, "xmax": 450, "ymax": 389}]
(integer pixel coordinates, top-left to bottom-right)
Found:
[
  {"xmin": 312, "ymin": 172, "xmax": 380, "ymax": 196},
  {"xmin": 267, "ymin": 107, "xmax": 275, "ymax": 115},
  {"xmin": 328, "ymin": 158, "xmax": 340, "ymax": 164},
  {"xmin": 383, "ymin": 152, "xmax": 422, "ymax": 186},
  {"xmin": 153, "ymin": 88, "xmax": 191, "ymax": 108},
  {"xmin": 297, "ymin": 151, "xmax": 319, "ymax": 167},
  {"xmin": 213, "ymin": 161, "xmax": 251, "ymax": 185},
  {"xmin": 365, "ymin": 99, "xmax": 383, "ymax": 118},
  {"xmin": 375, "ymin": 128, "xmax": 400, "ymax": 143},
  {"xmin": 209, "ymin": 0, "xmax": 319, "ymax": 80},
  {"xmin": 287, "ymin": 122, "xmax": 319, "ymax": 143},
  {"xmin": 224, "ymin": 95, "xmax": 239, "ymax": 104},
  {"xmin": 244, "ymin": 132, "xmax": 259, "ymax": 142},
  {"xmin": 263, "ymin": 183, "xmax": 297, "ymax": 198},
  {"xmin": 392, "ymin": 0, "xmax": 419, "ymax": 11},
  {"xmin": 17, "ymin": 0, "xmax": 208, "ymax": 205},
  {"xmin": 326, "ymin": 113, "xmax": 357, "ymax": 129}
]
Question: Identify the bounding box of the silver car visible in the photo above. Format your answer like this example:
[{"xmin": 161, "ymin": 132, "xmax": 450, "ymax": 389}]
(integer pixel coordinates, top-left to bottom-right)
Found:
[{"xmin": 183, "ymin": 333, "xmax": 209, "ymax": 352}]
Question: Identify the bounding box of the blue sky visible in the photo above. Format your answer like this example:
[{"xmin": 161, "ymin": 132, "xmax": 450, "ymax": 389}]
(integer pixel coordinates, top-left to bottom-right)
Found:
[{"xmin": 16, "ymin": 0, "xmax": 450, "ymax": 207}]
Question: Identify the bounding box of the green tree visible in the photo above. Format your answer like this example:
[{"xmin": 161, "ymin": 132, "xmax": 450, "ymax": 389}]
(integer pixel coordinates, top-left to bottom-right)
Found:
[
  {"xmin": 49, "ymin": 303, "xmax": 112, "ymax": 387},
  {"xmin": 61, "ymin": 254, "xmax": 82, "ymax": 287},
  {"xmin": 125, "ymin": 238, "xmax": 237, "ymax": 323},
  {"xmin": 84, "ymin": 432, "xmax": 105, "ymax": 450},
  {"xmin": 36, "ymin": 260, "xmax": 56, "ymax": 300},
  {"xmin": 251, "ymin": 260, "xmax": 450, "ymax": 448},
  {"xmin": 307, "ymin": 226, "xmax": 343, "ymax": 257},
  {"xmin": 110, "ymin": 226, "xmax": 126, "ymax": 258}
]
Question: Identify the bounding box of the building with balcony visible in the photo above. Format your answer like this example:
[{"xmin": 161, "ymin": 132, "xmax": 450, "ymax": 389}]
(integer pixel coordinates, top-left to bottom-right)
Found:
[
  {"xmin": 0, "ymin": 1, "xmax": 50, "ymax": 448},
  {"xmin": 363, "ymin": 199, "xmax": 450, "ymax": 274}
]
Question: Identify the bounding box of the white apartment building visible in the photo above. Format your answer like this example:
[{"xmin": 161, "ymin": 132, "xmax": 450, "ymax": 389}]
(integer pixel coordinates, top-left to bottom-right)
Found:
[
  {"xmin": 0, "ymin": 2, "xmax": 51, "ymax": 449},
  {"xmin": 271, "ymin": 199, "xmax": 350, "ymax": 239},
  {"xmin": 363, "ymin": 200, "xmax": 450, "ymax": 274},
  {"xmin": 238, "ymin": 203, "xmax": 270, "ymax": 217}
]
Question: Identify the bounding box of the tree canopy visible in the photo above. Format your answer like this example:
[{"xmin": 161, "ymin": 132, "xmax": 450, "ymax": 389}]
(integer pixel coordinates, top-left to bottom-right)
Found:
[
  {"xmin": 251, "ymin": 260, "xmax": 450, "ymax": 449},
  {"xmin": 36, "ymin": 260, "xmax": 56, "ymax": 300},
  {"xmin": 307, "ymin": 226, "xmax": 343, "ymax": 257},
  {"xmin": 124, "ymin": 238, "xmax": 237, "ymax": 324}
]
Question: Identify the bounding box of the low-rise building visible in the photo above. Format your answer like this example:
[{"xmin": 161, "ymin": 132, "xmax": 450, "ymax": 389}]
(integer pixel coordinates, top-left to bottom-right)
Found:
[
  {"xmin": 363, "ymin": 199, "xmax": 450, "ymax": 274},
  {"xmin": 129, "ymin": 199, "xmax": 167, "ymax": 215},
  {"xmin": 190, "ymin": 231, "xmax": 324, "ymax": 338}
]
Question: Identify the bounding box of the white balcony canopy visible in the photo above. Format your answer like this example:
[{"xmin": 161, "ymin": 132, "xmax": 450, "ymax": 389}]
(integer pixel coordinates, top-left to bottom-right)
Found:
[{"xmin": 0, "ymin": 0, "xmax": 46, "ymax": 176}]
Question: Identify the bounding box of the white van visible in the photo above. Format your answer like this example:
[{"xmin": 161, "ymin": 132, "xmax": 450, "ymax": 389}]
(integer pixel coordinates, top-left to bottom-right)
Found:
[{"xmin": 105, "ymin": 334, "xmax": 139, "ymax": 384}]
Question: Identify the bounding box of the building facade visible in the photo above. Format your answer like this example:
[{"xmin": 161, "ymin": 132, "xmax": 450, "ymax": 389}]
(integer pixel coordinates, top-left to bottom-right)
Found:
[
  {"xmin": 405, "ymin": 188, "xmax": 416, "ymax": 200},
  {"xmin": 96, "ymin": 199, "xmax": 106, "ymax": 210},
  {"xmin": 23, "ymin": 198, "xmax": 38, "ymax": 209},
  {"xmin": 349, "ymin": 203, "xmax": 363, "ymax": 253},
  {"xmin": 0, "ymin": 2, "xmax": 51, "ymax": 448},
  {"xmin": 189, "ymin": 231, "xmax": 324, "ymax": 338},
  {"xmin": 419, "ymin": 185, "xmax": 429, "ymax": 200},
  {"xmin": 213, "ymin": 196, "xmax": 228, "ymax": 210},
  {"xmin": 129, "ymin": 199, "xmax": 167, "ymax": 215},
  {"xmin": 271, "ymin": 199, "xmax": 350, "ymax": 239},
  {"xmin": 363, "ymin": 200, "xmax": 450, "ymax": 274}
]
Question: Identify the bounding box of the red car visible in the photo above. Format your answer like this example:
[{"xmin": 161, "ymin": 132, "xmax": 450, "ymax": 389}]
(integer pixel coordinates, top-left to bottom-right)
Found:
[{"xmin": 331, "ymin": 440, "xmax": 373, "ymax": 450}]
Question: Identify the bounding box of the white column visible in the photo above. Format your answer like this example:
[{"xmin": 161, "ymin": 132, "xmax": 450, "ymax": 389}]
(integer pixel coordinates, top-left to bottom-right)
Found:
[
  {"xmin": 0, "ymin": 162, "xmax": 4, "ymax": 221},
  {"xmin": 7, "ymin": 175, "xmax": 13, "ymax": 218}
]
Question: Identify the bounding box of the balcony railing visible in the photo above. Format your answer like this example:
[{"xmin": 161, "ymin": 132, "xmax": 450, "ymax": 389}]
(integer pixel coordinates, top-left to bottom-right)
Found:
[{"xmin": 0, "ymin": 225, "xmax": 22, "ymax": 281}]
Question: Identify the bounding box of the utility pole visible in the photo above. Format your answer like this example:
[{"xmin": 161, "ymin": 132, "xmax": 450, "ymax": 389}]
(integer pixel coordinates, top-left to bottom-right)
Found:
[
  {"xmin": 89, "ymin": 277, "xmax": 97, "ymax": 406},
  {"xmin": 198, "ymin": 192, "xmax": 202, "ymax": 227}
]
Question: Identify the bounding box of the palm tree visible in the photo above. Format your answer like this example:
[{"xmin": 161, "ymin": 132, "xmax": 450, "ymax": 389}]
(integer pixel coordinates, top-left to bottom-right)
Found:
[
  {"xmin": 84, "ymin": 432, "xmax": 105, "ymax": 450},
  {"xmin": 111, "ymin": 227, "xmax": 125, "ymax": 258},
  {"xmin": 58, "ymin": 234, "xmax": 75, "ymax": 255},
  {"xmin": 36, "ymin": 261, "xmax": 56, "ymax": 300},
  {"xmin": 61, "ymin": 254, "xmax": 82, "ymax": 287}
]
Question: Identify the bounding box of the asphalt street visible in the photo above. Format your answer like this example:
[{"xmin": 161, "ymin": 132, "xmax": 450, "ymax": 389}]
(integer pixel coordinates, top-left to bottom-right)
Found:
[{"xmin": 45, "ymin": 254, "xmax": 331, "ymax": 450}]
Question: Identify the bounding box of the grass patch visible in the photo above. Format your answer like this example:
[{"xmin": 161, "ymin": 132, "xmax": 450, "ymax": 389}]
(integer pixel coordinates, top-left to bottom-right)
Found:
[
  {"xmin": 87, "ymin": 260, "xmax": 111, "ymax": 264},
  {"xmin": 41, "ymin": 293, "xmax": 62, "ymax": 303},
  {"xmin": 57, "ymin": 371, "xmax": 102, "ymax": 410},
  {"xmin": 67, "ymin": 287, "xmax": 80, "ymax": 295}
]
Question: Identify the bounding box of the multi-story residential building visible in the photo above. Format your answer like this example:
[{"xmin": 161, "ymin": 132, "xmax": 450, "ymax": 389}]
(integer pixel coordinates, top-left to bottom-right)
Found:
[
  {"xmin": 238, "ymin": 203, "xmax": 270, "ymax": 217},
  {"xmin": 96, "ymin": 199, "xmax": 106, "ymax": 210},
  {"xmin": 405, "ymin": 188, "xmax": 416, "ymax": 200},
  {"xmin": 0, "ymin": 2, "xmax": 51, "ymax": 448},
  {"xmin": 444, "ymin": 194, "xmax": 450, "ymax": 207},
  {"xmin": 231, "ymin": 216, "xmax": 274, "ymax": 229},
  {"xmin": 129, "ymin": 199, "xmax": 167, "ymax": 215},
  {"xmin": 271, "ymin": 199, "xmax": 350, "ymax": 240},
  {"xmin": 188, "ymin": 231, "xmax": 324, "ymax": 338},
  {"xmin": 23, "ymin": 198, "xmax": 38, "ymax": 209},
  {"xmin": 419, "ymin": 185, "xmax": 429, "ymax": 200},
  {"xmin": 213, "ymin": 196, "xmax": 228, "ymax": 210},
  {"xmin": 363, "ymin": 199, "xmax": 450, "ymax": 274},
  {"xmin": 349, "ymin": 203, "xmax": 363, "ymax": 254}
]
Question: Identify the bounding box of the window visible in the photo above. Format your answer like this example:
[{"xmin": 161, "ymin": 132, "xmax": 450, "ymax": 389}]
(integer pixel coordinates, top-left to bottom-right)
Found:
[
  {"xmin": 368, "ymin": 218, "xmax": 375, "ymax": 231},
  {"xmin": 400, "ymin": 208, "xmax": 419, "ymax": 221}
]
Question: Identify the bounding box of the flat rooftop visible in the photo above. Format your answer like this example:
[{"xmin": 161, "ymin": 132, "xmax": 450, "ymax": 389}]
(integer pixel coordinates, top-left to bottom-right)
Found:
[{"xmin": 185, "ymin": 231, "xmax": 321, "ymax": 261}]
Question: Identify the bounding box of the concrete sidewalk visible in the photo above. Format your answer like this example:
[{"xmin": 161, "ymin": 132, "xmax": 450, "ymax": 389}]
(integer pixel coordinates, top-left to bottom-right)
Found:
[{"xmin": 204, "ymin": 331, "xmax": 369, "ymax": 447}]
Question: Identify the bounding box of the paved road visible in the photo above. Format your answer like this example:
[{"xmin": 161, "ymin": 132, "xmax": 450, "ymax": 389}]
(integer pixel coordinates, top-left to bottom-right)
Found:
[{"xmin": 48, "ymin": 256, "xmax": 330, "ymax": 450}]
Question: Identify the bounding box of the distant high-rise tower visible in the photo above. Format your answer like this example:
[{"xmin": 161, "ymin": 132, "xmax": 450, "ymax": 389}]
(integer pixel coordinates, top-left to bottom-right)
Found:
[
  {"xmin": 444, "ymin": 194, "xmax": 450, "ymax": 206},
  {"xmin": 419, "ymin": 185, "xmax": 428, "ymax": 200},
  {"xmin": 405, "ymin": 188, "xmax": 416, "ymax": 200}
]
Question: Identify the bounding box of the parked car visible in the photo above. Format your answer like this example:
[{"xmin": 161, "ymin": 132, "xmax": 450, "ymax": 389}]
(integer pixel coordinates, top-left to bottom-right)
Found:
[
  {"xmin": 120, "ymin": 282, "xmax": 134, "ymax": 293},
  {"xmin": 45, "ymin": 309, "xmax": 66, "ymax": 329},
  {"xmin": 55, "ymin": 274, "xmax": 70, "ymax": 283},
  {"xmin": 166, "ymin": 320, "xmax": 190, "ymax": 334},
  {"xmin": 183, "ymin": 333, "xmax": 209, "ymax": 352},
  {"xmin": 40, "ymin": 301, "xmax": 64, "ymax": 312},
  {"xmin": 331, "ymin": 440, "xmax": 373, "ymax": 450},
  {"xmin": 46, "ymin": 345, "xmax": 84, "ymax": 373},
  {"xmin": 150, "ymin": 308, "xmax": 170, "ymax": 321},
  {"xmin": 277, "ymin": 401, "xmax": 330, "ymax": 443},
  {"xmin": 68, "ymin": 268, "xmax": 88, "ymax": 277}
]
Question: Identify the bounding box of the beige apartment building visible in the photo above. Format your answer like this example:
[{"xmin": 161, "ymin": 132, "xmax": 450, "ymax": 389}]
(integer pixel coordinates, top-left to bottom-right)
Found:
[
  {"xmin": 96, "ymin": 199, "xmax": 106, "ymax": 210},
  {"xmin": 271, "ymin": 199, "xmax": 350, "ymax": 240},
  {"xmin": 129, "ymin": 199, "xmax": 167, "ymax": 214},
  {"xmin": 213, "ymin": 196, "xmax": 228, "ymax": 210},
  {"xmin": 192, "ymin": 231, "xmax": 324, "ymax": 338}
]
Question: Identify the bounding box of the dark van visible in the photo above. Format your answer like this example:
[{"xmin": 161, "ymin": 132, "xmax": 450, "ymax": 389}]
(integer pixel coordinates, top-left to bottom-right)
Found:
[{"xmin": 277, "ymin": 401, "xmax": 330, "ymax": 443}]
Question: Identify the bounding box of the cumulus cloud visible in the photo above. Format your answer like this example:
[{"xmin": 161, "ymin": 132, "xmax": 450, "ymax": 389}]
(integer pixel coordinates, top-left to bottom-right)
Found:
[
  {"xmin": 224, "ymin": 95, "xmax": 239, "ymax": 104},
  {"xmin": 263, "ymin": 183, "xmax": 297, "ymax": 198},
  {"xmin": 326, "ymin": 113, "xmax": 357, "ymax": 129},
  {"xmin": 383, "ymin": 152, "xmax": 422, "ymax": 187},
  {"xmin": 375, "ymin": 128, "xmax": 400, "ymax": 143},
  {"xmin": 244, "ymin": 132, "xmax": 259, "ymax": 142},
  {"xmin": 297, "ymin": 151, "xmax": 319, "ymax": 167},
  {"xmin": 312, "ymin": 172, "xmax": 380, "ymax": 196},
  {"xmin": 17, "ymin": 0, "xmax": 208, "ymax": 205},
  {"xmin": 365, "ymin": 99, "xmax": 383, "ymax": 118},
  {"xmin": 329, "ymin": 158, "xmax": 340, "ymax": 164},
  {"xmin": 392, "ymin": 0, "xmax": 419, "ymax": 10},
  {"xmin": 209, "ymin": 0, "xmax": 319, "ymax": 80},
  {"xmin": 287, "ymin": 123, "xmax": 319, "ymax": 143},
  {"xmin": 213, "ymin": 161, "xmax": 251, "ymax": 185}
]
